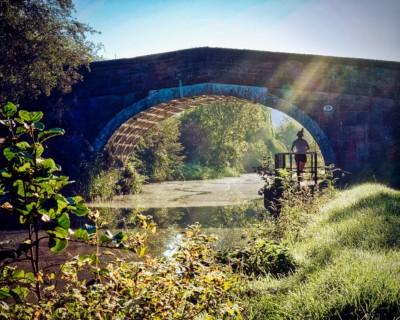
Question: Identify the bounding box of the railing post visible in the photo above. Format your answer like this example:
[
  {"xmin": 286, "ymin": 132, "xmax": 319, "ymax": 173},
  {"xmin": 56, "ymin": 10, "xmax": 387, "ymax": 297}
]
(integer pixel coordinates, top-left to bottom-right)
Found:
[
  {"xmin": 314, "ymin": 152, "xmax": 318, "ymax": 185},
  {"xmin": 274, "ymin": 152, "xmax": 319, "ymax": 185}
]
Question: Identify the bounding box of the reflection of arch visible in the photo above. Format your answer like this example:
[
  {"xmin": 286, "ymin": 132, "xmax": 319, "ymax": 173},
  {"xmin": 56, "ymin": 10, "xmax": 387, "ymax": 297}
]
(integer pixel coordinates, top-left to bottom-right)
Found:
[{"xmin": 94, "ymin": 83, "xmax": 335, "ymax": 166}]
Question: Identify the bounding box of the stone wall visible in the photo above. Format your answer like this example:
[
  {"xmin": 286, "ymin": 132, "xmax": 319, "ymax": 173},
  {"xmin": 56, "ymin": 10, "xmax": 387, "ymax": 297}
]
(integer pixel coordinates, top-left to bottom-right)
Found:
[{"xmin": 37, "ymin": 47, "xmax": 400, "ymax": 184}]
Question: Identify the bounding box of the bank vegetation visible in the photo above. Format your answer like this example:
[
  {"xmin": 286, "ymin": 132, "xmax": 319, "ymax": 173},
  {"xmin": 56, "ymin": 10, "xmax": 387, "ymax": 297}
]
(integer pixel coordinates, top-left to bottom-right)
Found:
[{"xmin": 0, "ymin": 103, "xmax": 398, "ymax": 318}]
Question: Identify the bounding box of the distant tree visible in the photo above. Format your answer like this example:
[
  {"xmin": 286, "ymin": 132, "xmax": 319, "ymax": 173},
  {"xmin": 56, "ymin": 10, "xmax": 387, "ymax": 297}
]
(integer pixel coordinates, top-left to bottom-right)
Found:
[
  {"xmin": 178, "ymin": 109, "xmax": 209, "ymax": 165},
  {"xmin": 180, "ymin": 102, "xmax": 283, "ymax": 172},
  {"xmin": 133, "ymin": 117, "xmax": 185, "ymax": 182},
  {"xmin": 0, "ymin": 0, "xmax": 101, "ymax": 105},
  {"xmin": 275, "ymin": 116, "xmax": 304, "ymax": 151},
  {"xmin": 242, "ymin": 108, "xmax": 285, "ymax": 171}
]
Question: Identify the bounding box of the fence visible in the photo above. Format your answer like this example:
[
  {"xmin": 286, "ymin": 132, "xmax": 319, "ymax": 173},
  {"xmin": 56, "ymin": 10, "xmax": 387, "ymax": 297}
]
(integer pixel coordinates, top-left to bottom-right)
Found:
[{"xmin": 274, "ymin": 152, "xmax": 318, "ymax": 184}]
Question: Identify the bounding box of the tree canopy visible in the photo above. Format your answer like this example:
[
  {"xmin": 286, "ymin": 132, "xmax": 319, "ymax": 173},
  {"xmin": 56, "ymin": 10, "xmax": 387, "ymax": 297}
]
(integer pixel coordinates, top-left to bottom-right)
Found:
[
  {"xmin": 0, "ymin": 0, "xmax": 100, "ymax": 105},
  {"xmin": 134, "ymin": 117, "xmax": 185, "ymax": 182},
  {"xmin": 180, "ymin": 102, "xmax": 285, "ymax": 172}
]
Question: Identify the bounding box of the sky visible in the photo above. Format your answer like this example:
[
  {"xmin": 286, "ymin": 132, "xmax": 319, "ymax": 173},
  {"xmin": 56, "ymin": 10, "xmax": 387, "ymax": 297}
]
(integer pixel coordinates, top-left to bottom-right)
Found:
[{"xmin": 73, "ymin": 0, "xmax": 400, "ymax": 62}]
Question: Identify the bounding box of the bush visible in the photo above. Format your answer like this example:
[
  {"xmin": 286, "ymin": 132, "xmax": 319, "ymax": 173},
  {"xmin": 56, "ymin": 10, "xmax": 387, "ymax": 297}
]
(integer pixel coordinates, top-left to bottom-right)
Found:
[
  {"xmin": 1, "ymin": 224, "xmax": 243, "ymax": 319},
  {"xmin": 87, "ymin": 167, "xmax": 121, "ymax": 201},
  {"xmin": 0, "ymin": 103, "xmax": 242, "ymax": 319},
  {"xmin": 116, "ymin": 160, "xmax": 147, "ymax": 195},
  {"xmin": 181, "ymin": 162, "xmax": 240, "ymax": 180},
  {"xmin": 217, "ymin": 227, "xmax": 296, "ymax": 277},
  {"xmin": 0, "ymin": 102, "xmax": 91, "ymax": 302}
]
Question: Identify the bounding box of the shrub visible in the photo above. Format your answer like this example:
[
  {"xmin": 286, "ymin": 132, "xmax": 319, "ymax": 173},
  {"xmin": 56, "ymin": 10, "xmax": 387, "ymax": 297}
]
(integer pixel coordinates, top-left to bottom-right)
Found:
[
  {"xmin": 0, "ymin": 102, "xmax": 91, "ymax": 301},
  {"xmin": 1, "ymin": 224, "xmax": 243, "ymax": 319},
  {"xmin": 0, "ymin": 103, "xmax": 243, "ymax": 319},
  {"xmin": 217, "ymin": 227, "xmax": 296, "ymax": 277},
  {"xmin": 180, "ymin": 162, "xmax": 214, "ymax": 180},
  {"xmin": 117, "ymin": 156, "xmax": 147, "ymax": 194}
]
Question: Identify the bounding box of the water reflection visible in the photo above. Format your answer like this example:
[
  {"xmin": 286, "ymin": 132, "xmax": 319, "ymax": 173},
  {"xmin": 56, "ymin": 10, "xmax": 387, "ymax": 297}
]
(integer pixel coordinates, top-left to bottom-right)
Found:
[
  {"xmin": 91, "ymin": 200, "xmax": 265, "ymax": 257},
  {"xmin": 93, "ymin": 200, "xmax": 264, "ymax": 229}
]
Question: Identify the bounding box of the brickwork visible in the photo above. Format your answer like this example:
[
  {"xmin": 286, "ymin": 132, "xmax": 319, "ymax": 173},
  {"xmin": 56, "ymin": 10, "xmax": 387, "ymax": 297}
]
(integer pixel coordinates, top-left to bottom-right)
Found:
[{"xmin": 38, "ymin": 47, "xmax": 400, "ymax": 182}]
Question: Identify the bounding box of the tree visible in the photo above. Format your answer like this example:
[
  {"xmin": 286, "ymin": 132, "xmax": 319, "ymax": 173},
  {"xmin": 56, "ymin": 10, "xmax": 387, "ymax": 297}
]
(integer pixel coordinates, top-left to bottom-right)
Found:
[
  {"xmin": 275, "ymin": 116, "xmax": 303, "ymax": 151},
  {"xmin": 0, "ymin": 0, "xmax": 100, "ymax": 105},
  {"xmin": 242, "ymin": 107, "xmax": 285, "ymax": 171},
  {"xmin": 180, "ymin": 102, "xmax": 261, "ymax": 170},
  {"xmin": 133, "ymin": 117, "xmax": 185, "ymax": 182},
  {"xmin": 180, "ymin": 102, "xmax": 284, "ymax": 173}
]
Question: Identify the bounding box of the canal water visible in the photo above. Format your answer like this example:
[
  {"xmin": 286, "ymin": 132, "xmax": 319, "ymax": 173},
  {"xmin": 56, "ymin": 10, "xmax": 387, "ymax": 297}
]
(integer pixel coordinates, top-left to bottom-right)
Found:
[
  {"xmin": 90, "ymin": 173, "xmax": 263, "ymax": 209},
  {"xmin": 89, "ymin": 173, "xmax": 266, "ymax": 257}
]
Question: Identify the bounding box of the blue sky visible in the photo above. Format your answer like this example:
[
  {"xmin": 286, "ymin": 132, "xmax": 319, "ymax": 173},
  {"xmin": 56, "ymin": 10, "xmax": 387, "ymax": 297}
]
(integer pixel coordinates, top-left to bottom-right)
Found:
[{"xmin": 74, "ymin": 0, "xmax": 400, "ymax": 62}]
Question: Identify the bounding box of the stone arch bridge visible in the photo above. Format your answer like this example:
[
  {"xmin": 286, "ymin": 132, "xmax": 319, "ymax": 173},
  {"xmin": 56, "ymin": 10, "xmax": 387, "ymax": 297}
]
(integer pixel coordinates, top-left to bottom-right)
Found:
[{"xmin": 40, "ymin": 47, "xmax": 400, "ymax": 184}]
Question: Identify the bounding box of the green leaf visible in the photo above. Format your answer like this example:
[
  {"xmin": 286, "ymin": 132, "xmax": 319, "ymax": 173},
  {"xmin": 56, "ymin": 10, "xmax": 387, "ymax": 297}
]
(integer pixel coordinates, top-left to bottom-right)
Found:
[
  {"xmin": 15, "ymin": 125, "xmax": 28, "ymax": 134},
  {"xmin": 0, "ymin": 171, "xmax": 11, "ymax": 178},
  {"xmin": 57, "ymin": 213, "xmax": 70, "ymax": 229},
  {"xmin": 66, "ymin": 195, "xmax": 83, "ymax": 205},
  {"xmin": 14, "ymin": 117, "xmax": 24, "ymax": 125},
  {"xmin": 100, "ymin": 234, "xmax": 113, "ymax": 243},
  {"xmin": 34, "ymin": 143, "xmax": 44, "ymax": 157},
  {"xmin": 16, "ymin": 162, "xmax": 31, "ymax": 173},
  {"xmin": 37, "ymin": 128, "xmax": 65, "ymax": 143},
  {"xmin": 0, "ymin": 287, "xmax": 11, "ymax": 299},
  {"xmin": 48, "ymin": 238, "xmax": 68, "ymax": 253},
  {"xmin": 74, "ymin": 229, "xmax": 90, "ymax": 241},
  {"xmin": 11, "ymin": 269, "xmax": 25, "ymax": 280},
  {"xmin": 3, "ymin": 147, "xmax": 17, "ymax": 161},
  {"xmin": 1, "ymin": 102, "xmax": 17, "ymax": 117},
  {"xmin": 47, "ymin": 226, "xmax": 69, "ymax": 239},
  {"xmin": 24, "ymin": 272, "xmax": 36, "ymax": 283},
  {"xmin": 38, "ymin": 198, "xmax": 57, "ymax": 218},
  {"xmin": 70, "ymin": 202, "xmax": 90, "ymax": 217},
  {"xmin": 18, "ymin": 110, "xmax": 43, "ymax": 123},
  {"xmin": 54, "ymin": 193, "xmax": 68, "ymax": 205},
  {"xmin": 40, "ymin": 158, "xmax": 57, "ymax": 171},
  {"xmin": 10, "ymin": 286, "xmax": 29, "ymax": 302},
  {"xmin": 139, "ymin": 246, "xmax": 147, "ymax": 257},
  {"xmin": 16, "ymin": 141, "xmax": 30, "ymax": 151},
  {"xmin": 13, "ymin": 180, "xmax": 25, "ymax": 198},
  {"xmin": 34, "ymin": 122, "xmax": 45, "ymax": 131},
  {"xmin": 43, "ymin": 284, "xmax": 55, "ymax": 293}
]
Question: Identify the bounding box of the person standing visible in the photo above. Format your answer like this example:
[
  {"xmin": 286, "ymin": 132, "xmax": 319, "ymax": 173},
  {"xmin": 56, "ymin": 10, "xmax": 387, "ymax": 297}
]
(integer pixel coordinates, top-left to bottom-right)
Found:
[{"xmin": 291, "ymin": 128, "xmax": 310, "ymax": 177}]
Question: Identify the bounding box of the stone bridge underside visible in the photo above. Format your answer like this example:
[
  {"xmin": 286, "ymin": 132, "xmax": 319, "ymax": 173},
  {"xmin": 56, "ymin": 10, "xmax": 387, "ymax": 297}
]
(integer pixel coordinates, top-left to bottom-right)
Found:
[
  {"xmin": 98, "ymin": 84, "xmax": 335, "ymax": 167},
  {"xmin": 104, "ymin": 95, "xmax": 248, "ymax": 164},
  {"xmin": 39, "ymin": 47, "xmax": 400, "ymax": 184}
]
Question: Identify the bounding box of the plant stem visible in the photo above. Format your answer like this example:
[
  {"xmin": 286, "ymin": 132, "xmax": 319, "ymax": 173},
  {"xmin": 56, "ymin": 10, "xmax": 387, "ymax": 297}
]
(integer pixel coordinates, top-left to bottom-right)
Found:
[{"xmin": 95, "ymin": 219, "xmax": 101, "ymax": 283}]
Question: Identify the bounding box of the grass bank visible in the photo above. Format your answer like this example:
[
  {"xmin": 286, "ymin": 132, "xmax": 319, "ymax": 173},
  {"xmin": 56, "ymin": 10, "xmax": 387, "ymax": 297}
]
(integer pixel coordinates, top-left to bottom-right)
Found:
[{"xmin": 243, "ymin": 183, "xmax": 400, "ymax": 319}]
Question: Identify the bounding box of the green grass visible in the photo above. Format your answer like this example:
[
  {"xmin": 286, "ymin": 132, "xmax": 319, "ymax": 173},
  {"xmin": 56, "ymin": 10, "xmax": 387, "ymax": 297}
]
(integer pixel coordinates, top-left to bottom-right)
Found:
[{"xmin": 243, "ymin": 183, "xmax": 400, "ymax": 319}]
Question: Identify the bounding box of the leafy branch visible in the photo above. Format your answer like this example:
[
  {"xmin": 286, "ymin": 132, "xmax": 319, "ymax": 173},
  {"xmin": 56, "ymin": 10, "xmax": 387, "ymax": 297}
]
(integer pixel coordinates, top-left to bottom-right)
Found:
[{"xmin": 0, "ymin": 102, "xmax": 90, "ymax": 301}]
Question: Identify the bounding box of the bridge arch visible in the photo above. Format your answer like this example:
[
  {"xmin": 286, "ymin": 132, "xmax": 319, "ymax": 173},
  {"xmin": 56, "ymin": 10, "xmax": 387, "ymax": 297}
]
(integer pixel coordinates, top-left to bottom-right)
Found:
[{"xmin": 93, "ymin": 83, "xmax": 335, "ymax": 166}]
